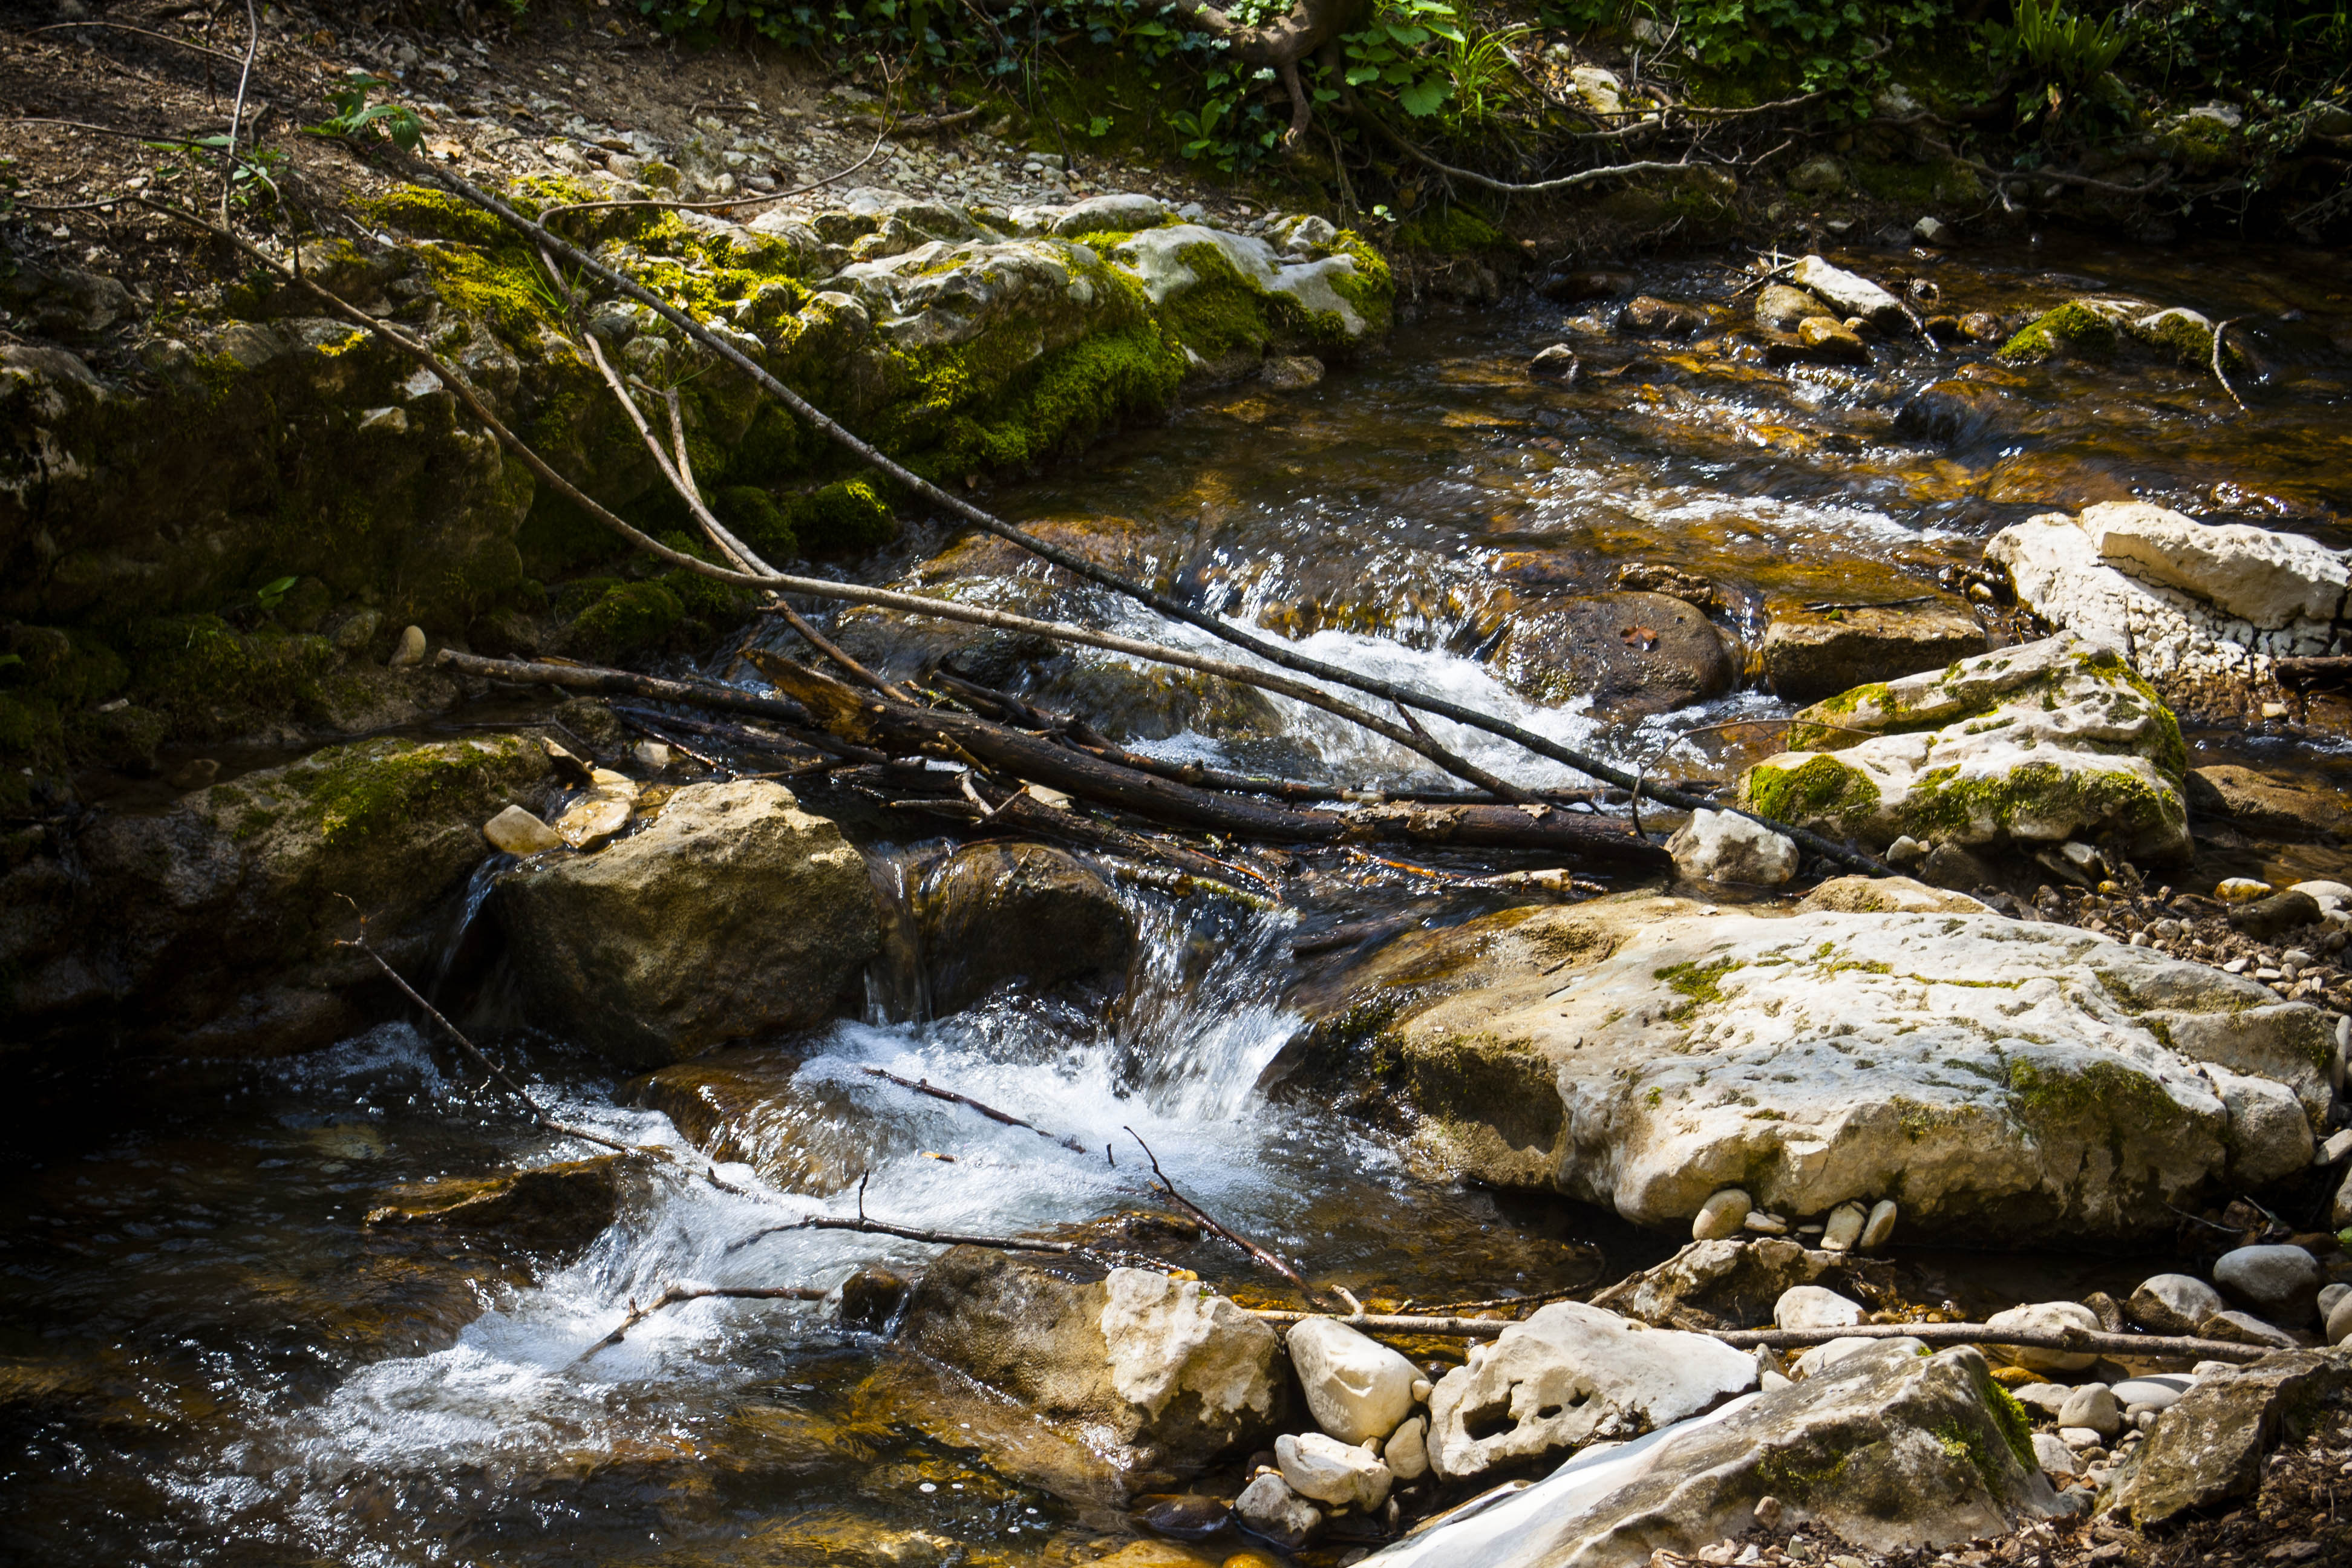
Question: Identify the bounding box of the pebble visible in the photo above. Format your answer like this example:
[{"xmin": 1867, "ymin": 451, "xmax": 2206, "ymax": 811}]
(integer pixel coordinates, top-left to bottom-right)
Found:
[
  {"xmin": 1859, "ymin": 1198, "xmax": 1898, "ymax": 1250},
  {"xmin": 482, "ymin": 803, "xmax": 563, "ymax": 855},
  {"xmin": 553, "ymin": 794, "xmax": 632, "ymax": 848},
  {"xmin": 2328, "ymin": 1292, "xmax": 2352, "ymax": 1347},
  {"xmin": 632, "ymin": 740, "xmax": 672, "ymax": 769},
  {"xmin": 387, "ymin": 624, "xmax": 428, "ymax": 667},
  {"xmin": 1820, "ymin": 1201, "xmax": 1867, "ymax": 1252},
  {"xmin": 2058, "ymin": 1383, "xmax": 2122, "ymax": 1439},
  {"xmin": 1985, "ymin": 1301, "xmax": 2102, "ymax": 1371},
  {"xmin": 2059, "ymin": 1425, "xmax": 2104, "ymax": 1451},
  {"xmin": 1742, "ymin": 1210, "xmax": 1790, "ymax": 1235},
  {"xmin": 2216, "ymin": 877, "xmax": 2273, "ymax": 901},
  {"xmin": 2108, "ymin": 1375, "xmax": 2194, "ymax": 1411},
  {"xmin": 1693, "ymin": 1188, "xmax": 1752, "ymax": 1241},
  {"xmin": 2033, "ymin": 1431, "xmax": 2079, "ymax": 1476}
]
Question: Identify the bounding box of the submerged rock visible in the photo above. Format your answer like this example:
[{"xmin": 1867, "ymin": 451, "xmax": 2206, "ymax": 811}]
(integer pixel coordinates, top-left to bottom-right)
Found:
[
  {"xmin": 364, "ymin": 1154, "xmax": 626, "ymax": 1252},
  {"xmin": 1760, "ymin": 597, "xmax": 1990, "ymax": 705},
  {"xmin": 895, "ymin": 1247, "xmax": 1284, "ymax": 1481},
  {"xmin": 500, "ymin": 781, "xmax": 880, "ymax": 1065},
  {"xmin": 1425, "ymin": 1301, "xmax": 1757, "ymax": 1480},
  {"xmin": 1486, "ymin": 590, "xmax": 1734, "ymax": 716},
  {"xmin": 1387, "ymin": 1344, "xmax": 2056, "ymax": 1567},
  {"xmin": 630, "ymin": 1047, "xmax": 910, "ymax": 1194},
  {"xmin": 915, "ymin": 841, "xmax": 1134, "ymax": 1014},
  {"xmin": 1293, "ymin": 894, "xmax": 2329, "ymax": 1240},
  {"xmin": 2184, "ymin": 765, "xmax": 2352, "ymax": 841},
  {"xmin": 1738, "ymin": 632, "xmax": 2192, "ymax": 866}
]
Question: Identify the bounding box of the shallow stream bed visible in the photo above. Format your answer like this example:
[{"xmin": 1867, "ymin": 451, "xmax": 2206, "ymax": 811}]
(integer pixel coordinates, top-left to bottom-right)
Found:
[{"xmin": 4, "ymin": 236, "xmax": 2350, "ymax": 1566}]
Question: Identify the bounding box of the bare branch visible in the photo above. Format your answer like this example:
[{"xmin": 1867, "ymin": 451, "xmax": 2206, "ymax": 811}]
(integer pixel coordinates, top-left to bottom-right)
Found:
[
  {"xmin": 861, "ymin": 1066, "xmax": 1089, "ymax": 1153},
  {"xmin": 1126, "ymin": 1126, "xmax": 1331, "ymax": 1305},
  {"xmin": 33, "ymin": 21, "xmax": 250, "ymax": 65},
  {"xmin": 2212, "ymin": 317, "xmax": 2247, "ymax": 411},
  {"xmin": 220, "ymin": 0, "xmax": 258, "ymax": 228},
  {"xmin": 578, "ymin": 1283, "xmax": 828, "ymax": 1359}
]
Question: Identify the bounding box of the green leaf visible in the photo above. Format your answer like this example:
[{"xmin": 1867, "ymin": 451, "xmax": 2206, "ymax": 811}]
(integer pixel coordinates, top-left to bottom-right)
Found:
[{"xmin": 1398, "ymin": 77, "xmax": 1451, "ymax": 116}]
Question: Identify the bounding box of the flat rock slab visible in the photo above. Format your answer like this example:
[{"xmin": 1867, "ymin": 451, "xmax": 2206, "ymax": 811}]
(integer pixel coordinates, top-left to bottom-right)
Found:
[
  {"xmin": 1298, "ymin": 894, "xmax": 2329, "ymax": 1240},
  {"xmin": 2106, "ymin": 1349, "xmax": 2352, "ymax": 1527},
  {"xmin": 1760, "ymin": 597, "xmax": 1989, "ymax": 706}
]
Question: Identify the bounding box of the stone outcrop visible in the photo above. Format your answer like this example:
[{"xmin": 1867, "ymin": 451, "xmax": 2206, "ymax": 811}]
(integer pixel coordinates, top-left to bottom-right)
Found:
[
  {"xmin": 1290, "ymin": 893, "xmax": 2330, "ymax": 1241},
  {"xmin": 894, "ymin": 1246, "xmax": 1284, "ymax": 1483},
  {"xmin": 1, "ymin": 731, "xmax": 554, "ymax": 1059},
  {"xmin": 2102, "ymin": 1349, "xmax": 2352, "ymax": 1527},
  {"xmin": 1382, "ymin": 1344, "xmax": 2056, "ymax": 1567},
  {"xmin": 1759, "ymin": 598, "xmax": 1990, "ymax": 705},
  {"xmin": 914, "ymin": 841, "xmax": 1135, "ymax": 1014},
  {"xmin": 499, "ymin": 780, "xmax": 880, "ymax": 1064},
  {"xmin": 1985, "ymin": 502, "xmax": 2347, "ymax": 716},
  {"xmin": 1426, "ymin": 1301, "xmax": 1757, "ymax": 1480},
  {"xmin": 1737, "ymin": 632, "xmax": 2193, "ymax": 866}
]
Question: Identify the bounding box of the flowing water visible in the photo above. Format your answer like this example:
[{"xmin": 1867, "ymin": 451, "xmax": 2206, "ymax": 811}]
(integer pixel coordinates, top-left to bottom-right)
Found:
[{"xmin": 7, "ymin": 237, "xmax": 2352, "ymax": 1565}]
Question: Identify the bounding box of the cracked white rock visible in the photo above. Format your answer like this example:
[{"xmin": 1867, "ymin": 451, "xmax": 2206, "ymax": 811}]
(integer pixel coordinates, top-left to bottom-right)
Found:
[
  {"xmin": 1426, "ymin": 1301, "xmax": 1757, "ymax": 1480},
  {"xmin": 1668, "ymin": 809, "xmax": 1799, "ymax": 886},
  {"xmin": 1276, "ymin": 1430, "xmax": 1393, "ymax": 1509}
]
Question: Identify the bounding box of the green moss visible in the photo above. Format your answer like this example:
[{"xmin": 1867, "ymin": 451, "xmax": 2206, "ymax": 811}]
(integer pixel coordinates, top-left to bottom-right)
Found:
[
  {"xmin": 1895, "ymin": 760, "xmax": 2183, "ymax": 846},
  {"xmin": 927, "ymin": 320, "xmax": 1187, "ymax": 477},
  {"xmin": 1655, "ymin": 956, "xmax": 1742, "ymax": 1021},
  {"xmin": 2004, "ymin": 1057, "xmax": 2181, "ymax": 1128},
  {"xmin": 1999, "ymin": 301, "xmax": 2120, "ymax": 365},
  {"xmin": 568, "ymin": 580, "xmax": 687, "ymax": 660},
  {"xmin": 1980, "ymin": 1372, "xmax": 2038, "ymax": 1472},
  {"xmin": 1755, "ymin": 1442, "xmax": 1860, "ymax": 1502},
  {"xmin": 121, "ymin": 616, "xmax": 342, "ymax": 739},
  {"xmin": 1392, "ymin": 205, "xmax": 1510, "ymax": 253},
  {"xmin": 1741, "ymin": 753, "xmax": 1881, "ymax": 829},
  {"xmin": 786, "ymin": 479, "xmax": 899, "ymax": 555}
]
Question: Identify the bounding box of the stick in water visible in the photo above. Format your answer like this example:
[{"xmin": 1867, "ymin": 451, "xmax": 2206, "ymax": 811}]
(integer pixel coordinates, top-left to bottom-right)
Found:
[
  {"xmin": 861, "ymin": 1067, "xmax": 1089, "ymax": 1153},
  {"xmin": 577, "ymin": 1283, "xmax": 829, "ymax": 1360},
  {"xmin": 1125, "ymin": 1127, "xmax": 1332, "ymax": 1307}
]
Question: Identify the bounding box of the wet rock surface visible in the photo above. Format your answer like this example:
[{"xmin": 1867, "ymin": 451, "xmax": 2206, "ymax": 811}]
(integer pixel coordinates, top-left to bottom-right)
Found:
[
  {"xmin": 1486, "ymin": 590, "xmax": 1736, "ymax": 716},
  {"xmin": 1760, "ymin": 597, "xmax": 1991, "ymax": 705},
  {"xmin": 914, "ymin": 841, "xmax": 1135, "ymax": 1015},
  {"xmin": 499, "ymin": 781, "xmax": 881, "ymax": 1065}
]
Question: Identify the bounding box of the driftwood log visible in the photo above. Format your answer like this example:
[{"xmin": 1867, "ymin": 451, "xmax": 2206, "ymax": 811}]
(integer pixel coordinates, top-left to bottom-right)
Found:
[{"xmin": 748, "ymin": 651, "xmax": 1671, "ymax": 869}]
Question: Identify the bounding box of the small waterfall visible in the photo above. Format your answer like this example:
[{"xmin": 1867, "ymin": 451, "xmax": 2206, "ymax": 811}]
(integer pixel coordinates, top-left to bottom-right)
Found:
[
  {"xmin": 860, "ymin": 843, "xmax": 933, "ymax": 1026},
  {"xmin": 426, "ymin": 852, "xmax": 512, "ymax": 1002}
]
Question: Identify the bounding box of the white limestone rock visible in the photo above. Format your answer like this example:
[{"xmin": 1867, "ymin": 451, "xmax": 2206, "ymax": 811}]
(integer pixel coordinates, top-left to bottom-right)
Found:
[
  {"xmin": 1692, "ymin": 1188, "xmax": 1753, "ymax": 1240},
  {"xmin": 1276, "ymin": 1430, "xmax": 1393, "ymax": 1509},
  {"xmin": 2084, "ymin": 501, "xmax": 2349, "ymax": 630},
  {"xmin": 1667, "ymin": 808, "xmax": 1799, "ymax": 886},
  {"xmin": 1737, "ymin": 632, "xmax": 2192, "ymax": 864},
  {"xmin": 2126, "ymin": 1273, "xmax": 2227, "ymax": 1336},
  {"xmin": 1385, "ymin": 1413, "xmax": 1431, "ymax": 1481},
  {"xmin": 1109, "ymin": 224, "xmax": 1379, "ymax": 341},
  {"xmin": 1284, "ymin": 1316, "xmax": 1420, "ymax": 1446},
  {"xmin": 1775, "ymin": 1285, "xmax": 1865, "ymax": 1331},
  {"xmin": 2034, "ymin": 1431, "xmax": 2080, "ymax": 1477},
  {"xmin": 1791, "ymin": 255, "xmax": 1908, "ymax": 330},
  {"xmin": 2057, "ymin": 1383, "xmax": 2121, "ymax": 1439},
  {"xmin": 1985, "ymin": 1301, "xmax": 2102, "ymax": 1371},
  {"xmin": 1425, "ymin": 1301, "xmax": 1756, "ymax": 1480}
]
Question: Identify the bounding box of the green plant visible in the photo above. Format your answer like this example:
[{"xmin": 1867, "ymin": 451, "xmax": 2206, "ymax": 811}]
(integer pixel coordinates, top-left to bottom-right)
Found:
[
  {"xmin": 1342, "ymin": 0, "xmax": 1468, "ymax": 118},
  {"xmin": 1675, "ymin": 0, "xmax": 1942, "ymax": 113},
  {"xmin": 308, "ymin": 77, "xmax": 426, "ymax": 151},
  {"xmin": 254, "ymin": 576, "xmax": 299, "ymax": 613},
  {"xmin": 1438, "ymin": 5, "xmax": 1532, "ymax": 126},
  {"xmin": 2001, "ymin": 0, "xmax": 2126, "ymax": 86}
]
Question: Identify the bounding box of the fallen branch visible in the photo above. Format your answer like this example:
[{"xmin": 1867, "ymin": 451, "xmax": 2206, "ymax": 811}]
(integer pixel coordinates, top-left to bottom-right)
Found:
[
  {"xmin": 1127, "ymin": 1126, "xmax": 1331, "ymax": 1307},
  {"xmin": 32, "ymin": 19, "xmax": 250, "ymax": 65},
  {"xmin": 373, "ymin": 156, "xmax": 1893, "ymax": 878},
  {"xmin": 220, "ymin": 0, "xmax": 258, "ymax": 227},
  {"xmin": 973, "ymin": 785, "xmax": 1281, "ymax": 896},
  {"xmin": 1243, "ymin": 1309, "xmax": 2271, "ymax": 1362},
  {"xmin": 862, "ymin": 1066, "xmax": 1089, "ymax": 1152},
  {"xmin": 748, "ymin": 650, "xmax": 1668, "ymax": 867},
  {"xmin": 578, "ymin": 1282, "xmax": 828, "ymax": 1358},
  {"xmin": 2276, "ymin": 656, "xmax": 2351, "ymax": 686},
  {"xmin": 436, "ymin": 648, "xmax": 812, "ymax": 725}
]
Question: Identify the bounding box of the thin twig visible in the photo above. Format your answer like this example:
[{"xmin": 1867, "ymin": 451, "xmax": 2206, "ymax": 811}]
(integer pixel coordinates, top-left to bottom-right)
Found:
[
  {"xmin": 2211, "ymin": 316, "xmax": 2247, "ymax": 411},
  {"xmin": 1125, "ymin": 1126, "xmax": 1329, "ymax": 1305},
  {"xmin": 577, "ymin": 1283, "xmax": 828, "ymax": 1359},
  {"xmin": 776, "ymin": 603, "xmax": 909, "ymax": 700},
  {"xmin": 32, "ymin": 20, "xmax": 250, "ymax": 65},
  {"xmin": 861, "ymin": 1065, "xmax": 1088, "ymax": 1152},
  {"xmin": 220, "ymin": 0, "xmax": 259, "ymax": 228}
]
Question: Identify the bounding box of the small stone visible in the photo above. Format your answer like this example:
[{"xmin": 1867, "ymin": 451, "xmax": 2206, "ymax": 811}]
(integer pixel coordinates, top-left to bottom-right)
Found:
[
  {"xmin": 2216, "ymin": 877, "xmax": 2274, "ymax": 901},
  {"xmin": 1668, "ymin": 809, "xmax": 1798, "ymax": 886},
  {"xmin": 2059, "ymin": 1425, "xmax": 2103, "ymax": 1451},
  {"xmin": 1233, "ymin": 1472, "xmax": 1320, "ymax": 1552},
  {"xmin": 387, "ymin": 624, "xmax": 428, "ymax": 667},
  {"xmin": 1693, "ymin": 1188, "xmax": 1753, "ymax": 1241},
  {"xmin": 1754, "ymin": 1495, "xmax": 1782, "ymax": 1527},
  {"xmin": 1262, "ymin": 354, "xmax": 1325, "ymax": 391},
  {"xmin": 1775, "ymin": 1285, "xmax": 1864, "ymax": 1332},
  {"xmin": 1528, "ymin": 343, "xmax": 1583, "ymax": 382},
  {"xmin": 2109, "ymin": 1375, "xmax": 2194, "ymax": 1412},
  {"xmin": 1912, "ymin": 215, "xmax": 1957, "ymax": 246},
  {"xmin": 1410, "ymin": 1378, "xmax": 1432, "ymax": 1402},
  {"xmin": 1859, "ymin": 1198, "xmax": 1899, "ymax": 1247},
  {"xmin": 2012, "ymin": 1382, "xmax": 2071, "ymax": 1418},
  {"xmin": 2198, "ymin": 1310, "xmax": 2299, "ymax": 1350},
  {"xmin": 1134, "ymin": 1494, "xmax": 1233, "ymax": 1540},
  {"xmin": 2128, "ymin": 1273, "xmax": 2229, "ymax": 1336},
  {"xmin": 1383, "ymin": 1413, "xmax": 1429, "ymax": 1481},
  {"xmin": 1275, "ymin": 1431, "xmax": 1391, "ymax": 1510},
  {"xmin": 2059, "ymin": 1383, "xmax": 2122, "ymax": 1439},
  {"xmin": 1797, "ymin": 315, "xmax": 1869, "ymax": 365},
  {"xmin": 632, "ymin": 740, "xmax": 672, "ymax": 769},
  {"xmin": 1819, "ymin": 1201, "xmax": 1867, "ymax": 1252},
  {"xmin": 483, "ymin": 804, "xmax": 563, "ymax": 855},
  {"xmin": 2214, "ymin": 1244, "xmax": 2323, "ymax": 1325},
  {"xmin": 1742, "ymin": 1210, "xmax": 1789, "ymax": 1235},
  {"xmin": 1285, "ymin": 1316, "xmax": 1419, "ymax": 1446},
  {"xmin": 1985, "ymin": 1301, "xmax": 2102, "ymax": 1371},
  {"xmin": 553, "ymin": 794, "xmax": 632, "ymax": 849},
  {"xmin": 2318, "ymin": 1282, "xmax": 2348, "ymax": 1317},
  {"xmin": 2033, "ymin": 1431, "xmax": 2079, "ymax": 1475},
  {"xmin": 2327, "ymin": 1292, "xmax": 2352, "ymax": 1347}
]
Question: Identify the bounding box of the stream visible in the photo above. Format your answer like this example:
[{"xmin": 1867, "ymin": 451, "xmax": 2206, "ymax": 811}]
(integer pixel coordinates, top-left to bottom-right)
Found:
[{"xmin": 4, "ymin": 235, "xmax": 2350, "ymax": 1566}]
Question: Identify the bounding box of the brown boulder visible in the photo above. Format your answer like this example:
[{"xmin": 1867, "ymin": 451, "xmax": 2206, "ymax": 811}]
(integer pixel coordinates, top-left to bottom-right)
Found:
[
  {"xmin": 916, "ymin": 841, "xmax": 1135, "ymax": 1014},
  {"xmin": 1488, "ymin": 590, "xmax": 1735, "ymax": 716},
  {"xmin": 1617, "ymin": 295, "xmax": 1707, "ymax": 338},
  {"xmin": 364, "ymin": 1154, "xmax": 626, "ymax": 1252},
  {"xmin": 2185, "ymin": 765, "xmax": 2350, "ymax": 841},
  {"xmin": 1760, "ymin": 597, "xmax": 1990, "ymax": 705}
]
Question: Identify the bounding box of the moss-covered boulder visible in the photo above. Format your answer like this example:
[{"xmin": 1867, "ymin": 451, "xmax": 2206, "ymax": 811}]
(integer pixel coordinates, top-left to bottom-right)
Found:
[
  {"xmin": 1281, "ymin": 893, "xmax": 2330, "ymax": 1242},
  {"xmin": 0, "ymin": 732, "xmax": 555, "ymax": 1059},
  {"xmin": 1736, "ymin": 632, "xmax": 2192, "ymax": 864}
]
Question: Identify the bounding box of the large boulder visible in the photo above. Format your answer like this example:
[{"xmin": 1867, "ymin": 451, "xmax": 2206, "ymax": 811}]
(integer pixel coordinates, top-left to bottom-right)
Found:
[
  {"xmin": 498, "ymin": 781, "xmax": 880, "ymax": 1065},
  {"xmin": 1486, "ymin": 591, "xmax": 1735, "ymax": 716},
  {"xmin": 2103, "ymin": 1348, "xmax": 2352, "ymax": 1528},
  {"xmin": 895, "ymin": 1247, "xmax": 1284, "ymax": 1485},
  {"xmin": 1985, "ymin": 503, "xmax": 2344, "ymax": 716},
  {"xmin": 1290, "ymin": 894, "xmax": 2330, "ymax": 1241},
  {"xmin": 915, "ymin": 841, "xmax": 1134, "ymax": 1014},
  {"xmin": 1737, "ymin": 632, "xmax": 2193, "ymax": 865},
  {"xmin": 1760, "ymin": 598, "xmax": 1989, "ymax": 705},
  {"xmin": 2, "ymin": 731, "xmax": 554, "ymax": 1058},
  {"xmin": 1381, "ymin": 1344, "xmax": 2057, "ymax": 1567},
  {"xmin": 1426, "ymin": 1301, "xmax": 1757, "ymax": 1480}
]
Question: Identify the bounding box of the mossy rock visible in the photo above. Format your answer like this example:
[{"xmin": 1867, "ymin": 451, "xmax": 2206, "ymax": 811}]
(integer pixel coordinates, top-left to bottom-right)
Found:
[{"xmin": 1998, "ymin": 301, "xmax": 2120, "ymax": 364}]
